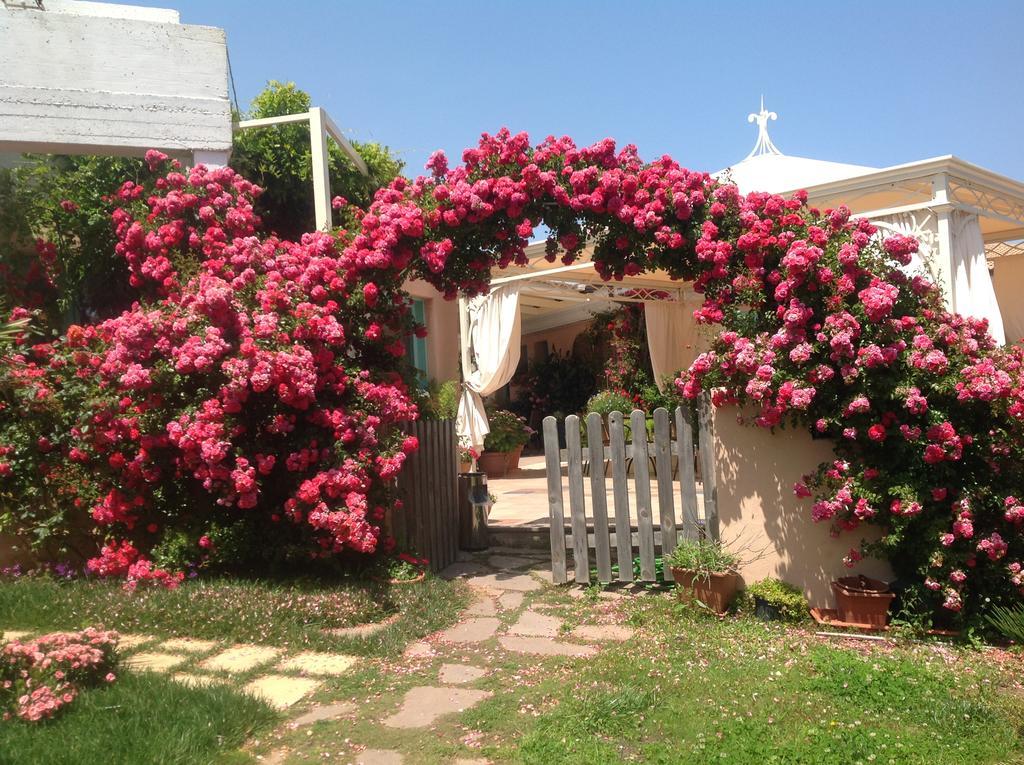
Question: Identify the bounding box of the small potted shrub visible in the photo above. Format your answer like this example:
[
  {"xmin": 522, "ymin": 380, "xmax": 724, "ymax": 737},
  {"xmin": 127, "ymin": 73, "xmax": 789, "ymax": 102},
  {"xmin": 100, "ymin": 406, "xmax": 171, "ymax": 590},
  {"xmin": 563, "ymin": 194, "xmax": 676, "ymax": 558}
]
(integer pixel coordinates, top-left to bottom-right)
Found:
[
  {"xmin": 479, "ymin": 409, "xmax": 532, "ymax": 477},
  {"xmin": 373, "ymin": 553, "xmax": 428, "ymax": 584},
  {"xmin": 832, "ymin": 575, "xmax": 895, "ymax": 628},
  {"xmin": 745, "ymin": 578, "xmax": 807, "ymax": 622},
  {"xmin": 666, "ymin": 539, "xmax": 741, "ymax": 615}
]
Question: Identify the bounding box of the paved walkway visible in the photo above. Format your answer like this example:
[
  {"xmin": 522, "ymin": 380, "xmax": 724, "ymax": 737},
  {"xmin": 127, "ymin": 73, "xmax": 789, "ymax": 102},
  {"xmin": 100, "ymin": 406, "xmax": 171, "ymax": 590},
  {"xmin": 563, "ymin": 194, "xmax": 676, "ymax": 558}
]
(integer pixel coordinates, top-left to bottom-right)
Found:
[
  {"xmin": 488, "ymin": 454, "xmax": 706, "ymax": 527},
  {"xmin": 2, "ymin": 550, "xmax": 641, "ymax": 764}
]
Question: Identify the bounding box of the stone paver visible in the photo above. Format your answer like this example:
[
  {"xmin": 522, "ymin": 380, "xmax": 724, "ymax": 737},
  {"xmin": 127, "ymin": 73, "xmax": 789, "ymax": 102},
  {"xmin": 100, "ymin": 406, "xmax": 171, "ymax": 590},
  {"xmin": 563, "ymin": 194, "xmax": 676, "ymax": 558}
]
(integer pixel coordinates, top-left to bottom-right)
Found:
[
  {"xmin": 438, "ymin": 617, "xmax": 500, "ymax": 643},
  {"xmin": 244, "ymin": 674, "xmax": 322, "ymax": 710},
  {"xmin": 486, "ymin": 554, "xmax": 536, "ymax": 570},
  {"xmin": 202, "ymin": 644, "xmax": 282, "ymax": 673},
  {"xmin": 124, "ymin": 651, "xmax": 188, "ymax": 672},
  {"xmin": 403, "ymin": 641, "xmax": 434, "ymax": 658},
  {"xmin": 117, "ymin": 633, "xmax": 157, "ymax": 650},
  {"xmin": 159, "ymin": 637, "xmax": 218, "ymax": 654},
  {"xmin": 438, "ymin": 663, "xmax": 486, "ymax": 685},
  {"xmin": 453, "ymin": 759, "xmax": 491, "ymax": 765},
  {"xmin": 498, "ymin": 591, "xmax": 524, "ymax": 611},
  {"xmin": 498, "ymin": 636, "xmax": 598, "ymax": 657},
  {"xmin": 290, "ymin": 701, "xmax": 356, "ymax": 727},
  {"xmin": 356, "ymin": 750, "xmax": 404, "ymax": 765},
  {"xmin": 171, "ymin": 673, "xmax": 226, "ymax": 688},
  {"xmin": 463, "ymin": 573, "xmax": 542, "ymax": 592},
  {"xmin": 507, "ymin": 610, "xmax": 562, "ymax": 638},
  {"xmin": 277, "ymin": 651, "xmax": 358, "ymax": 677},
  {"xmin": 325, "ymin": 613, "xmax": 399, "ymax": 639},
  {"xmin": 570, "ymin": 624, "xmax": 635, "ymax": 642},
  {"xmin": 439, "ymin": 561, "xmax": 492, "ymax": 580},
  {"xmin": 1, "ymin": 630, "xmax": 32, "ymax": 641},
  {"xmin": 464, "ymin": 593, "xmax": 498, "ymax": 617},
  {"xmin": 382, "ymin": 686, "xmax": 493, "ymax": 729}
]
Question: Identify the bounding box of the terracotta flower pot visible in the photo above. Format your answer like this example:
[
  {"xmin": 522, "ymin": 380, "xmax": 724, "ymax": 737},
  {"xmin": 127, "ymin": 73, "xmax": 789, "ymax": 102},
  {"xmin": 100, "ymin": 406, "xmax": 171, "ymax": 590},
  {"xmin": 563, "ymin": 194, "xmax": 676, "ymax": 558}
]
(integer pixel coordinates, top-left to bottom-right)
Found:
[
  {"xmin": 459, "ymin": 460, "xmax": 473, "ymax": 474},
  {"xmin": 477, "ymin": 450, "xmax": 510, "ymax": 478},
  {"xmin": 670, "ymin": 567, "xmax": 739, "ymax": 615},
  {"xmin": 506, "ymin": 444, "xmax": 525, "ymax": 472},
  {"xmin": 832, "ymin": 575, "xmax": 895, "ymax": 628}
]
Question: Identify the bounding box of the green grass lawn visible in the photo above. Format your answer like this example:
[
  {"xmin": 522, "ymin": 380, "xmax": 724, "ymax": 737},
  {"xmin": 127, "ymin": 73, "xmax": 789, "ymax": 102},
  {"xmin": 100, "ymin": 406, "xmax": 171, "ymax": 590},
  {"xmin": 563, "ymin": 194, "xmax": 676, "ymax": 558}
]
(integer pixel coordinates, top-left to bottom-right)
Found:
[
  {"xmin": 462, "ymin": 592, "xmax": 1024, "ymax": 765},
  {"xmin": 0, "ymin": 671, "xmax": 279, "ymax": 765},
  {"xmin": 0, "ymin": 572, "xmax": 468, "ymax": 656}
]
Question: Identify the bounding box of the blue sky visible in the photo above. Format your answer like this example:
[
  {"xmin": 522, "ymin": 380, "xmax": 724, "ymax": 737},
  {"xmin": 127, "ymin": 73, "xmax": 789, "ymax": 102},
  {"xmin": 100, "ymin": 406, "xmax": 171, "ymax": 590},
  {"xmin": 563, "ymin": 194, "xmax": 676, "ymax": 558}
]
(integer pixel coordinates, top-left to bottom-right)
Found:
[{"xmin": 123, "ymin": 0, "xmax": 1023, "ymax": 181}]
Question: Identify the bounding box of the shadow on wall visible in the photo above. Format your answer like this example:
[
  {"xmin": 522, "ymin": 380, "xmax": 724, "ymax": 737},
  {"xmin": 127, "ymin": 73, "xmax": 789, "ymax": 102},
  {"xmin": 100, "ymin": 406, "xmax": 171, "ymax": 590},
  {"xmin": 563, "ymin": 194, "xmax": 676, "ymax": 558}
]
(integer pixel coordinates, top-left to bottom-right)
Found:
[{"xmin": 713, "ymin": 406, "xmax": 893, "ymax": 608}]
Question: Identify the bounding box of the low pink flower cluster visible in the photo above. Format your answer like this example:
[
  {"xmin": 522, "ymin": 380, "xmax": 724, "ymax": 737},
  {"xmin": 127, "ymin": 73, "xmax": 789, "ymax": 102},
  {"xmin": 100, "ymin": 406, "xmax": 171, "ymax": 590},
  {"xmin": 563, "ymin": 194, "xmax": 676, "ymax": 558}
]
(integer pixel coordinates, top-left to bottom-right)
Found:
[{"xmin": 2, "ymin": 627, "xmax": 118, "ymax": 722}]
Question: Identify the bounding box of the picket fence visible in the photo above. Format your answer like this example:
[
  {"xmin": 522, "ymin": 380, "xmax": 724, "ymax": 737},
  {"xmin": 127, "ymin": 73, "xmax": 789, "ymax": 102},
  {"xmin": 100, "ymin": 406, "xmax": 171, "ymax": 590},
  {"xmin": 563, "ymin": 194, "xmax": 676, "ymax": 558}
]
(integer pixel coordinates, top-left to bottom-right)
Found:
[{"xmin": 542, "ymin": 404, "xmax": 718, "ymax": 584}]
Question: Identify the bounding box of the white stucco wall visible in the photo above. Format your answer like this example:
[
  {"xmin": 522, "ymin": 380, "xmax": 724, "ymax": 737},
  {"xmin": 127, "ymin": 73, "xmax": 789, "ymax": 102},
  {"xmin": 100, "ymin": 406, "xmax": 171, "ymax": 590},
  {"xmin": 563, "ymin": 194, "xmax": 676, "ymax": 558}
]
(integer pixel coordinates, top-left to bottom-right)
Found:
[{"xmin": 0, "ymin": 1, "xmax": 231, "ymax": 158}]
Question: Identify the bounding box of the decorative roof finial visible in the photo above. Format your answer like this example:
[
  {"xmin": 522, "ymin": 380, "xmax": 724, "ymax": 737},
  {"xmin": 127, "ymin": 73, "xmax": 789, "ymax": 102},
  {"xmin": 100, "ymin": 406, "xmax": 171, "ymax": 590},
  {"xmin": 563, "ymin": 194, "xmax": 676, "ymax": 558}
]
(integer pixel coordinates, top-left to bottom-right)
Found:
[{"xmin": 745, "ymin": 96, "xmax": 781, "ymax": 159}]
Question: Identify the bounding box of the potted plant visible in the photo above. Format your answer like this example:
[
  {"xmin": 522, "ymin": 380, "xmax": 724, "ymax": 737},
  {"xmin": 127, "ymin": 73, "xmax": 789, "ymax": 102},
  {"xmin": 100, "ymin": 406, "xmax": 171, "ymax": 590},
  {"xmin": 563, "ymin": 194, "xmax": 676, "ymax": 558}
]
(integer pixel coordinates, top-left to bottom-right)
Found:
[
  {"xmin": 373, "ymin": 553, "xmax": 428, "ymax": 585},
  {"xmin": 666, "ymin": 539, "xmax": 741, "ymax": 615},
  {"xmin": 745, "ymin": 578, "xmax": 807, "ymax": 622},
  {"xmin": 458, "ymin": 446, "xmax": 478, "ymax": 474},
  {"xmin": 832, "ymin": 575, "xmax": 895, "ymax": 628},
  {"xmin": 479, "ymin": 409, "xmax": 532, "ymax": 477}
]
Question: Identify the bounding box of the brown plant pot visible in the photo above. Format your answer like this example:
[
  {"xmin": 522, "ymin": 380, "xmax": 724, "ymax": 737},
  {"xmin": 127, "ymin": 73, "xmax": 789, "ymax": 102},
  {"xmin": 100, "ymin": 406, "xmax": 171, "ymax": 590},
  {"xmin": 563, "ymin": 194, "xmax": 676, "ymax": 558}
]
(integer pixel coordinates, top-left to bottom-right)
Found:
[
  {"xmin": 832, "ymin": 576, "xmax": 895, "ymax": 628},
  {"xmin": 507, "ymin": 444, "xmax": 525, "ymax": 472},
  {"xmin": 670, "ymin": 567, "xmax": 739, "ymax": 615},
  {"xmin": 459, "ymin": 461, "xmax": 473, "ymax": 474},
  {"xmin": 477, "ymin": 450, "xmax": 510, "ymax": 478}
]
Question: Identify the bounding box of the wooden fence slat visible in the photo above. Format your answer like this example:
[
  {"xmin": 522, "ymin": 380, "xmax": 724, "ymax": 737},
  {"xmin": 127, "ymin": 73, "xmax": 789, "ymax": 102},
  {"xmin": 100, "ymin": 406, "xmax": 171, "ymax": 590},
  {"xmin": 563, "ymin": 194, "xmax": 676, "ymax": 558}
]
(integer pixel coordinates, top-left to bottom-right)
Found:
[
  {"xmin": 542, "ymin": 416, "xmax": 568, "ymax": 584},
  {"xmin": 653, "ymin": 407, "xmax": 677, "ymax": 582},
  {"xmin": 586, "ymin": 412, "xmax": 613, "ymax": 583},
  {"xmin": 432, "ymin": 421, "xmax": 444, "ymax": 567},
  {"xmin": 676, "ymin": 406, "xmax": 699, "ymax": 542},
  {"xmin": 698, "ymin": 396, "xmax": 719, "ymax": 541},
  {"xmin": 630, "ymin": 409, "xmax": 656, "ymax": 581},
  {"xmin": 608, "ymin": 411, "xmax": 633, "ymax": 582},
  {"xmin": 446, "ymin": 421, "xmax": 458, "ymax": 567},
  {"xmin": 565, "ymin": 414, "xmax": 590, "ymax": 584}
]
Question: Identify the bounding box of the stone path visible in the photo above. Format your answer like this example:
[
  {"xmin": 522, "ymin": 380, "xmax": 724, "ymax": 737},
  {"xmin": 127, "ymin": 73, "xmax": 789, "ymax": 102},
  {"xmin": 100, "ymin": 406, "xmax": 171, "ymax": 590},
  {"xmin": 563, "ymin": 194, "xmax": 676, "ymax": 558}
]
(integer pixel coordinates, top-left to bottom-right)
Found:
[{"xmin": 1, "ymin": 547, "xmax": 640, "ymax": 763}]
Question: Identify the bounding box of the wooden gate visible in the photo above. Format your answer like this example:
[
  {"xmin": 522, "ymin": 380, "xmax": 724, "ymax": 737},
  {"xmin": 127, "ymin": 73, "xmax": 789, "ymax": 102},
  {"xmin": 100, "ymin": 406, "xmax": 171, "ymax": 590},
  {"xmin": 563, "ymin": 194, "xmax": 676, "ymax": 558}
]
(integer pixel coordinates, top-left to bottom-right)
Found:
[
  {"xmin": 542, "ymin": 403, "xmax": 718, "ymax": 585},
  {"xmin": 393, "ymin": 419, "xmax": 460, "ymax": 573}
]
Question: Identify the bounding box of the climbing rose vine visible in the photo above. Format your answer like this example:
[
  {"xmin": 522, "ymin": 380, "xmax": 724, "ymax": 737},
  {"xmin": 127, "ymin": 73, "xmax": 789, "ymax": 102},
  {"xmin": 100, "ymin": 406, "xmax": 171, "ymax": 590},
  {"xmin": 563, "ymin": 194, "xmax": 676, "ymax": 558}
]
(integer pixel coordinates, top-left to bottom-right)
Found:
[{"xmin": 2, "ymin": 131, "xmax": 1022, "ymax": 623}]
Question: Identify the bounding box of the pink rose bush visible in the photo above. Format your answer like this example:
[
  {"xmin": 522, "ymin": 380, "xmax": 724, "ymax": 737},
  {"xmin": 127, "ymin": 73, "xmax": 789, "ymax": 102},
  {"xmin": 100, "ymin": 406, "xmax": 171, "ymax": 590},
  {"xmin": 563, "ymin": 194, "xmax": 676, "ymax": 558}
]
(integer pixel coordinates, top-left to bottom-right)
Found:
[
  {"xmin": 2, "ymin": 131, "xmax": 1023, "ymax": 625},
  {"xmin": 2, "ymin": 627, "xmax": 118, "ymax": 722},
  {"xmin": 0, "ymin": 151, "xmax": 420, "ymax": 579}
]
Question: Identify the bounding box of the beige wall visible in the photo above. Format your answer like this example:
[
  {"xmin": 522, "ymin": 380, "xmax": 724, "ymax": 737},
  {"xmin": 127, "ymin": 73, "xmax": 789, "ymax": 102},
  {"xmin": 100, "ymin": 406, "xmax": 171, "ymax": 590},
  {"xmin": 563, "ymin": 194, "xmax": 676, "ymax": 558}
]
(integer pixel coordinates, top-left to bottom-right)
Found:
[
  {"xmin": 713, "ymin": 406, "xmax": 892, "ymax": 608},
  {"xmin": 521, "ymin": 319, "xmax": 591, "ymax": 363},
  {"xmin": 991, "ymin": 253, "xmax": 1024, "ymax": 345},
  {"xmin": 404, "ymin": 279, "xmax": 460, "ymax": 384}
]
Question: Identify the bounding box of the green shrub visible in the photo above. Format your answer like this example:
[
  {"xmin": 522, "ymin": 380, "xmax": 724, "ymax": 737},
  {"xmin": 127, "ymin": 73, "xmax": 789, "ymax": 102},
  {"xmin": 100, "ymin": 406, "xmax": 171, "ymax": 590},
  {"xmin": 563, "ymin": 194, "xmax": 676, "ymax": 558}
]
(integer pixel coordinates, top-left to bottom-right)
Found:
[
  {"xmin": 665, "ymin": 539, "xmax": 739, "ymax": 579},
  {"xmin": 427, "ymin": 380, "xmax": 460, "ymax": 420},
  {"xmin": 744, "ymin": 577, "xmax": 807, "ymax": 620},
  {"xmin": 483, "ymin": 409, "xmax": 533, "ymax": 453},
  {"xmin": 985, "ymin": 604, "xmax": 1024, "ymax": 642},
  {"xmin": 586, "ymin": 390, "xmax": 638, "ymax": 416}
]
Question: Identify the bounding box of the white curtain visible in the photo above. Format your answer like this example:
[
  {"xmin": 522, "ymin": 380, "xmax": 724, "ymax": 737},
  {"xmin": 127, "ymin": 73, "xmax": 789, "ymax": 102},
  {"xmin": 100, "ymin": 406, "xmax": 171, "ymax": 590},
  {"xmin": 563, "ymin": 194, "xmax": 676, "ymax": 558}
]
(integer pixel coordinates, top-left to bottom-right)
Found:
[
  {"xmin": 644, "ymin": 297, "xmax": 705, "ymax": 392},
  {"xmin": 456, "ymin": 284, "xmax": 522, "ymax": 451},
  {"xmin": 951, "ymin": 211, "xmax": 1006, "ymax": 345}
]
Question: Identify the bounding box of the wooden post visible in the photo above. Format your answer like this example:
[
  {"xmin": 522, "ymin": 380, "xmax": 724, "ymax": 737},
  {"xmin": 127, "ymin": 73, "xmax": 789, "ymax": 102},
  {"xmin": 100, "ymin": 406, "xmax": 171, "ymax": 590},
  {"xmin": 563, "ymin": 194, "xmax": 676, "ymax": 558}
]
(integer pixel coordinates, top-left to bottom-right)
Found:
[
  {"xmin": 308, "ymin": 107, "xmax": 332, "ymax": 231},
  {"xmin": 565, "ymin": 414, "xmax": 590, "ymax": 584},
  {"xmin": 630, "ymin": 410, "xmax": 656, "ymax": 581},
  {"xmin": 587, "ymin": 413, "xmax": 612, "ymax": 583},
  {"xmin": 698, "ymin": 396, "xmax": 719, "ymax": 542},
  {"xmin": 608, "ymin": 411, "xmax": 633, "ymax": 582},
  {"xmin": 543, "ymin": 416, "xmax": 568, "ymax": 584},
  {"xmin": 653, "ymin": 407, "xmax": 677, "ymax": 581}
]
